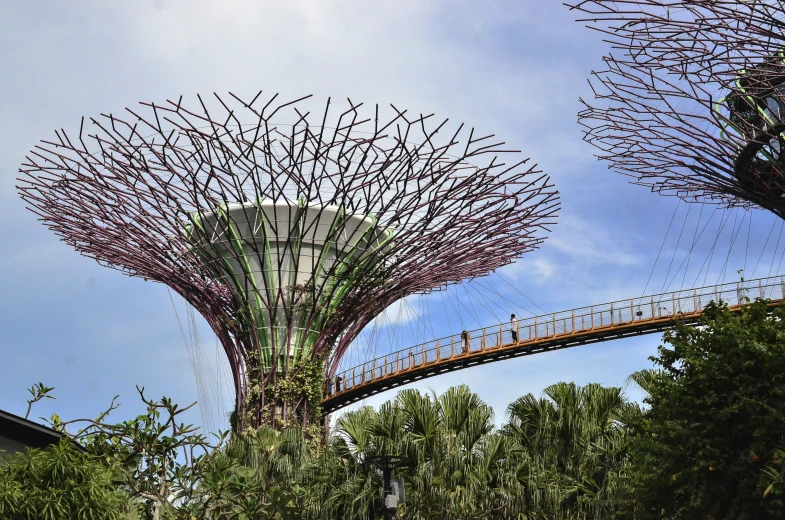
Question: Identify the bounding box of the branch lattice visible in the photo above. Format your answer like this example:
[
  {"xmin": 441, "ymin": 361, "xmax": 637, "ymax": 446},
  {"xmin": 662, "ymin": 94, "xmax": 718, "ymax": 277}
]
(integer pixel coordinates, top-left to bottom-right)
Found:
[{"xmin": 569, "ymin": 0, "xmax": 785, "ymax": 218}]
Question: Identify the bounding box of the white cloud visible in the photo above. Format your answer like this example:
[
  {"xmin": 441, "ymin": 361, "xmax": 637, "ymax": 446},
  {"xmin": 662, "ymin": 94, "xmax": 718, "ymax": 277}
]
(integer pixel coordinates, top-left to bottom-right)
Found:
[
  {"xmin": 370, "ymin": 296, "xmax": 422, "ymax": 328},
  {"xmin": 504, "ymin": 257, "xmax": 556, "ymax": 282},
  {"xmin": 548, "ymin": 218, "xmax": 641, "ymax": 266}
]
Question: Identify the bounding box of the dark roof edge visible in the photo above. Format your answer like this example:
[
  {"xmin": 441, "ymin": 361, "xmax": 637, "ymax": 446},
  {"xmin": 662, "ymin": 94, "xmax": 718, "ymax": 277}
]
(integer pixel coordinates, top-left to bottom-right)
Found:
[{"xmin": 0, "ymin": 408, "xmax": 86, "ymax": 453}]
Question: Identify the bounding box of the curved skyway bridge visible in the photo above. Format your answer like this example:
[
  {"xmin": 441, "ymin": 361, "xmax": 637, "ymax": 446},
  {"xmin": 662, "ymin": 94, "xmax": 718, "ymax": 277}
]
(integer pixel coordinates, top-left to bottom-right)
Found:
[{"xmin": 322, "ymin": 274, "xmax": 785, "ymax": 413}]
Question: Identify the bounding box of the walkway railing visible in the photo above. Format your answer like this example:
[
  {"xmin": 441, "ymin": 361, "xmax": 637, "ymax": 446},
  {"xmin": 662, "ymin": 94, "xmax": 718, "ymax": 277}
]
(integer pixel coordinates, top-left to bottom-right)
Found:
[{"xmin": 323, "ymin": 274, "xmax": 785, "ymax": 411}]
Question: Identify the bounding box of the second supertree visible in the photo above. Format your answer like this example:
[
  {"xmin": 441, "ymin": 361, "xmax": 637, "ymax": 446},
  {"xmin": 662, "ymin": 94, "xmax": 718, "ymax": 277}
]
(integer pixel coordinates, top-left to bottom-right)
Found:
[{"xmin": 570, "ymin": 0, "xmax": 785, "ymax": 219}]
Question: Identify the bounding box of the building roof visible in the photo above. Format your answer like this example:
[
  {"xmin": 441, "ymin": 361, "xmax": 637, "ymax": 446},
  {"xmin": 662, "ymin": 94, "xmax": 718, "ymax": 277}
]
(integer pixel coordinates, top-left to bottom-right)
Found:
[{"xmin": 0, "ymin": 408, "xmax": 85, "ymax": 453}]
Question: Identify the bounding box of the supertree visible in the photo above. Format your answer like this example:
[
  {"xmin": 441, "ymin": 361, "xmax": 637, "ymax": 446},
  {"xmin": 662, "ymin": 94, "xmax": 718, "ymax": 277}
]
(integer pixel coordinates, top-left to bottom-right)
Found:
[
  {"xmin": 17, "ymin": 92, "xmax": 559, "ymax": 432},
  {"xmin": 568, "ymin": 0, "xmax": 785, "ymax": 219}
]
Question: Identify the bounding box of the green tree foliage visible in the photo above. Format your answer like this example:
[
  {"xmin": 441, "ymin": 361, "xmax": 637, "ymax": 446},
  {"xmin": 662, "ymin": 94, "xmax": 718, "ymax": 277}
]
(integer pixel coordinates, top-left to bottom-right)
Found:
[
  {"xmin": 504, "ymin": 382, "xmax": 635, "ymax": 519},
  {"xmin": 628, "ymin": 299, "xmax": 785, "ymax": 519},
  {"xmin": 23, "ymin": 382, "xmax": 55, "ymax": 420},
  {"xmin": 63, "ymin": 388, "xmax": 217, "ymax": 520},
  {"xmin": 182, "ymin": 427, "xmax": 316, "ymax": 519},
  {"xmin": 2, "ymin": 381, "xmax": 637, "ymax": 519},
  {"xmin": 323, "ymin": 385, "xmax": 521, "ymax": 518},
  {"xmin": 0, "ymin": 439, "xmax": 131, "ymax": 520}
]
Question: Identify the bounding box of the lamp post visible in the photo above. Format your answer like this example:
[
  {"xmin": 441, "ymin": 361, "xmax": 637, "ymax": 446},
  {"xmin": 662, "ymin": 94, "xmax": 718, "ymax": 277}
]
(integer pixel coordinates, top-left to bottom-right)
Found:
[{"xmin": 367, "ymin": 455, "xmax": 408, "ymax": 520}]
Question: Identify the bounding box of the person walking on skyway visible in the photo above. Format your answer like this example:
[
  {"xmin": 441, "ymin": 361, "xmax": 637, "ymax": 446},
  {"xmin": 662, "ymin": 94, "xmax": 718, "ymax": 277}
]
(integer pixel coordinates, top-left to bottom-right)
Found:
[
  {"xmin": 510, "ymin": 314, "xmax": 519, "ymax": 343},
  {"xmin": 461, "ymin": 330, "xmax": 469, "ymax": 354}
]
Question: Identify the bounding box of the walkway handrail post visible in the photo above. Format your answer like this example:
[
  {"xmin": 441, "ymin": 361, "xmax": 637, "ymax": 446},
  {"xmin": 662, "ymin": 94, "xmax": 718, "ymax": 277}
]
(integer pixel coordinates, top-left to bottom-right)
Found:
[
  {"xmin": 672, "ymin": 292, "xmax": 675, "ymax": 313},
  {"xmin": 481, "ymin": 328, "xmax": 486, "ymax": 351},
  {"xmin": 552, "ymin": 314, "xmax": 556, "ymax": 336},
  {"xmin": 436, "ymin": 340, "xmax": 440, "ymax": 361},
  {"xmin": 384, "ymin": 356, "xmax": 388, "ymax": 376},
  {"xmin": 650, "ymin": 296, "xmax": 655, "ymax": 319},
  {"xmin": 591, "ymin": 306, "xmax": 594, "ymax": 329},
  {"xmin": 499, "ymin": 324, "xmax": 503, "ymax": 346},
  {"xmin": 451, "ymin": 336, "xmax": 455, "ymax": 358},
  {"xmin": 395, "ymin": 351, "xmax": 399, "ymax": 372},
  {"xmin": 372, "ymin": 359, "xmax": 376, "ymax": 380},
  {"xmin": 610, "ymin": 302, "xmax": 614, "ymax": 325},
  {"xmin": 630, "ymin": 300, "xmax": 634, "ymax": 321},
  {"xmin": 409, "ymin": 349, "xmax": 413, "ymax": 370},
  {"xmin": 422, "ymin": 343, "xmax": 426, "ymax": 365},
  {"xmin": 534, "ymin": 317, "xmax": 538, "ymax": 339},
  {"xmin": 571, "ymin": 310, "xmax": 575, "ymax": 332}
]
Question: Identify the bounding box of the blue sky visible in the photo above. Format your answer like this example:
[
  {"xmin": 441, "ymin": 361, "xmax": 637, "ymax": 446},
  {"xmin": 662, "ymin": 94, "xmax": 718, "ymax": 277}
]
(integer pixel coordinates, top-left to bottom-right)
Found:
[{"xmin": 1, "ymin": 1, "xmax": 782, "ymax": 433}]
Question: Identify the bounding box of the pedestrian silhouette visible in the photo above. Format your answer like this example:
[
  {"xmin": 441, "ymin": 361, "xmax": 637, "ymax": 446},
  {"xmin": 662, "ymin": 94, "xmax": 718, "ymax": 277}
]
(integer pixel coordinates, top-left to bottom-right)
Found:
[{"xmin": 460, "ymin": 330, "xmax": 469, "ymax": 354}]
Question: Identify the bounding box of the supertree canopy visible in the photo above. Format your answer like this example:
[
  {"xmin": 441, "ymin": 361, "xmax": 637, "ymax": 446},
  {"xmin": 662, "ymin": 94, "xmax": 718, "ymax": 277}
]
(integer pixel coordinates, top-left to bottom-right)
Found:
[
  {"xmin": 569, "ymin": 0, "xmax": 785, "ymax": 219},
  {"xmin": 18, "ymin": 92, "xmax": 559, "ymax": 431}
]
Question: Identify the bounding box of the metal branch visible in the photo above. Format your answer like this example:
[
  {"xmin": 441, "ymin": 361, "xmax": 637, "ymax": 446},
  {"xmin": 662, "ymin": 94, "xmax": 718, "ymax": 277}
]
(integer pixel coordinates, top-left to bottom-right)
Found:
[{"xmin": 569, "ymin": 0, "xmax": 785, "ymax": 218}]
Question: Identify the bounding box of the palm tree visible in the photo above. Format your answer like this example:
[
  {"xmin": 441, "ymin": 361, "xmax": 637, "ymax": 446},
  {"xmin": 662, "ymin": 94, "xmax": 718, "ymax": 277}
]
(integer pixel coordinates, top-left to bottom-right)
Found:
[
  {"xmin": 187, "ymin": 382, "xmax": 641, "ymax": 519},
  {"xmin": 504, "ymin": 382, "xmax": 636, "ymax": 519},
  {"xmin": 327, "ymin": 385, "xmax": 522, "ymax": 519}
]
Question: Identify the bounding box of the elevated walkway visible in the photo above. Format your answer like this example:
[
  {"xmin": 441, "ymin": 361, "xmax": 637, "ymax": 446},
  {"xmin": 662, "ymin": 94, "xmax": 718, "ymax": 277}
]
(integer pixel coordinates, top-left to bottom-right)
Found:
[{"xmin": 322, "ymin": 275, "xmax": 785, "ymax": 413}]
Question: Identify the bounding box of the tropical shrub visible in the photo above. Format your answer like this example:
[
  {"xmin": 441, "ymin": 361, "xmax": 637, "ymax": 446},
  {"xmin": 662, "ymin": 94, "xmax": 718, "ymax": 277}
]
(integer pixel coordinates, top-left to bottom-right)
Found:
[
  {"xmin": 504, "ymin": 382, "xmax": 636, "ymax": 519},
  {"xmin": 0, "ymin": 439, "xmax": 131, "ymax": 520},
  {"xmin": 628, "ymin": 299, "xmax": 785, "ymax": 519}
]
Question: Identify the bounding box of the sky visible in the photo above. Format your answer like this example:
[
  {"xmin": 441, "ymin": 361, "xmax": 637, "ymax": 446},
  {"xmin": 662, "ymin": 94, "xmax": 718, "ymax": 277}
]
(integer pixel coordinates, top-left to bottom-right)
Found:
[{"xmin": 2, "ymin": 1, "xmax": 783, "ymax": 434}]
